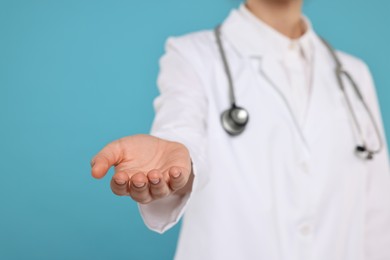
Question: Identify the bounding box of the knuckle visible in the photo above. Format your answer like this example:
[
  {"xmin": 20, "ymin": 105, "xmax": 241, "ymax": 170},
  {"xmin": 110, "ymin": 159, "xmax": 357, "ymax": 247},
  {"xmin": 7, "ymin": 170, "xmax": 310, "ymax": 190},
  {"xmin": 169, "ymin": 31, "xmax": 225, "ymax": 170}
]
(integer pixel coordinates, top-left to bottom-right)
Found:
[
  {"xmin": 151, "ymin": 188, "xmax": 170, "ymax": 198},
  {"xmin": 130, "ymin": 189, "xmax": 149, "ymax": 202},
  {"xmin": 170, "ymin": 182, "xmax": 184, "ymax": 191},
  {"xmin": 136, "ymin": 197, "xmax": 152, "ymax": 204},
  {"xmin": 111, "ymin": 188, "xmax": 125, "ymax": 196},
  {"xmin": 170, "ymin": 177, "xmax": 186, "ymax": 190},
  {"xmin": 131, "ymin": 184, "xmax": 148, "ymax": 191},
  {"xmin": 110, "ymin": 182, "xmax": 126, "ymax": 196}
]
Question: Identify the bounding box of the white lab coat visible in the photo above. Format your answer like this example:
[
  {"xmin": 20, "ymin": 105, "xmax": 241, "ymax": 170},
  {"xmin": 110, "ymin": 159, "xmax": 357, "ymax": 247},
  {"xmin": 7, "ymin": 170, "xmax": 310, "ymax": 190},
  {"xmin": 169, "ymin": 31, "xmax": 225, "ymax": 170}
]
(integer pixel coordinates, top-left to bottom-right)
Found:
[{"xmin": 137, "ymin": 6, "xmax": 390, "ymax": 260}]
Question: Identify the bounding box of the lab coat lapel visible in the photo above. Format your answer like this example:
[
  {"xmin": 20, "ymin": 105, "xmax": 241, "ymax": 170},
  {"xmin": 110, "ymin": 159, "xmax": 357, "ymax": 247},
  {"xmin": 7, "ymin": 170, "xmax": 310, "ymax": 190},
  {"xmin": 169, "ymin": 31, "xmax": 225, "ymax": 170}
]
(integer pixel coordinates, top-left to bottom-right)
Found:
[{"xmin": 257, "ymin": 54, "xmax": 298, "ymax": 126}]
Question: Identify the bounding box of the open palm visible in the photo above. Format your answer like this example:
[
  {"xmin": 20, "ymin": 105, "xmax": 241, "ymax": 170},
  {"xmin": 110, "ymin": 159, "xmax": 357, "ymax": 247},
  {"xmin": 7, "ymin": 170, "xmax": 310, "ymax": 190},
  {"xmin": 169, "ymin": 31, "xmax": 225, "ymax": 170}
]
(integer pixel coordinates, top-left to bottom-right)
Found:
[{"xmin": 91, "ymin": 134, "xmax": 193, "ymax": 204}]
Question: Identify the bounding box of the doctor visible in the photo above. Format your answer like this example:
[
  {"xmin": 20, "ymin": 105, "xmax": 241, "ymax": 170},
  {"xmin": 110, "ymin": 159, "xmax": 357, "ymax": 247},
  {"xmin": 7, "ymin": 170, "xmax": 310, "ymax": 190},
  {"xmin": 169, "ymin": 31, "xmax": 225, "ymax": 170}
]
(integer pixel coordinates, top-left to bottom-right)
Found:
[{"xmin": 91, "ymin": 0, "xmax": 390, "ymax": 259}]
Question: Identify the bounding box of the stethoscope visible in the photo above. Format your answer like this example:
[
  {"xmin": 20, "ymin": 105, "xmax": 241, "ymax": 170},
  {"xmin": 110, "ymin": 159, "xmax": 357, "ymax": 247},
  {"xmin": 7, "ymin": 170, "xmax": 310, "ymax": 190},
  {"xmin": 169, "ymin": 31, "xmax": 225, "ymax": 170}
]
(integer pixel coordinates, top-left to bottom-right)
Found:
[{"xmin": 214, "ymin": 24, "xmax": 384, "ymax": 160}]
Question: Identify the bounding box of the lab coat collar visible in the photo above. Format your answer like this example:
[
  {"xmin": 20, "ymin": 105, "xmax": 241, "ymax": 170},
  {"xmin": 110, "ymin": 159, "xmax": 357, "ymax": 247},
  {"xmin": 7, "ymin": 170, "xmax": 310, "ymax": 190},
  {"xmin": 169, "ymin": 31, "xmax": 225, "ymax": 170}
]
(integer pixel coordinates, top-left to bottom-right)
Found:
[{"xmin": 220, "ymin": 2, "xmax": 317, "ymax": 61}]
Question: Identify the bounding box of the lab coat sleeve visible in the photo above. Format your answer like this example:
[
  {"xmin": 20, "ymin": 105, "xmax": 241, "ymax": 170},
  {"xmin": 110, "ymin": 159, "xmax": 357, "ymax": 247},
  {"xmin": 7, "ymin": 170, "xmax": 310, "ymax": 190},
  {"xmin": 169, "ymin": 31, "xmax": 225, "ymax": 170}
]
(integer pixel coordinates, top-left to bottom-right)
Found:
[
  {"xmin": 360, "ymin": 62, "xmax": 390, "ymax": 259},
  {"xmin": 137, "ymin": 36, "xmax": 209, "ymax": 234}
]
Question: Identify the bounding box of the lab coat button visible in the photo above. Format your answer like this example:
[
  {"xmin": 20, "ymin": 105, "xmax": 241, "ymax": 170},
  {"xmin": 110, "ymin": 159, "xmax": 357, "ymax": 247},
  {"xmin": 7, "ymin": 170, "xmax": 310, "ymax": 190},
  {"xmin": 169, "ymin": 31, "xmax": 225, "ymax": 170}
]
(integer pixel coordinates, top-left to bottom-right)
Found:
[{"xmin": 299, "ymin": 224, "xmax": 311, "ymax": 236}]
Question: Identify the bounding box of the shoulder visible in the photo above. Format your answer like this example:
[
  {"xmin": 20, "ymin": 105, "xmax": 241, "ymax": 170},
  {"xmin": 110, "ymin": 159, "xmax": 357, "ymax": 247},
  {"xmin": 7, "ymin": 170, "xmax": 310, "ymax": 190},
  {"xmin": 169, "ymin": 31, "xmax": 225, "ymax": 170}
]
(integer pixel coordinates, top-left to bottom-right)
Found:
[
  {"xmin": 330, "ymin": 48, "xmax": 374, "ymax": 92},
  {"xmin": 157, "ymin": 29, "xmax": 218, "ymax": 90},
  {"xmin": 314, "ymin": 35, "xmax": 377, "ymax": 98},
  {"xmin": 333, "ymin": 49, "xmax": 377, "ymax": 103},
  {"xmin": 161, "ymin": 29, "xmax": 217, "ymax": 64},
  {"xmin": 314, "ymin": 33, "xmax": 369, "ymax": 73},
  {"xmin": 163, "ymin": 29, "xmax": 215, "ymax": 52},
  {"xmin": 158, "ymin": 29, "xmax": 218, "ymax": 86},
  {"xmin": 335, "ymin": 49, "xmax": 371, "ymax": 77}
]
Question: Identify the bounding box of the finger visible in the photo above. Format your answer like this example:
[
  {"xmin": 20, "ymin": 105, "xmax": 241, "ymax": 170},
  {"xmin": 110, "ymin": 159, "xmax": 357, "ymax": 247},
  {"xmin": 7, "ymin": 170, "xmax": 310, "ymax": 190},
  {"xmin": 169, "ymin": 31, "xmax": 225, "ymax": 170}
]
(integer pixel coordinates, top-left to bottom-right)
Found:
[
  {"xmin": 110, "ymin": 171, "xmax": 130, "ymax": 196},
  {"xmin": 147, "ymin": 169, "xmax": 170, "ymax": 199},
  {"xmin": 168, "ymin": 166, "xmax": 190, "ymax": 191},
  {"xmin": 91, "ymin": 140, "xmax": 123, "ymax": 179},
  {"xmin": 129, "ymin": 172, "xmax": 152, "ymax": 204}
]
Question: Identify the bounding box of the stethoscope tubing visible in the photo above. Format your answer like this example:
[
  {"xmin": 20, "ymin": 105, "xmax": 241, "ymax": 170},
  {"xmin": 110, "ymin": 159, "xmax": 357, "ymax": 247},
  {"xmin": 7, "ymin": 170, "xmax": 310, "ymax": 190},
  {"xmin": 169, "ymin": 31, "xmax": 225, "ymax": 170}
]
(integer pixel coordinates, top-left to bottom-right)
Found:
[
  {"xmin": 214, "ymin": 23, "xmax": 384, "ymax": 160},
  {"xmin": 320, "ymin": 37, "xmax": 384, "ymax": 157}
]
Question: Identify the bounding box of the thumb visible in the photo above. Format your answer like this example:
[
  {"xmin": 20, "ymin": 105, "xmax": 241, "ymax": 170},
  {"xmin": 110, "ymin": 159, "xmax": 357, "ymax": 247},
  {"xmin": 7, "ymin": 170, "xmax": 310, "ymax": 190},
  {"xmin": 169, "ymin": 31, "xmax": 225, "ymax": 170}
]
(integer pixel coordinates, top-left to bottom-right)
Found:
[{"xmin": 91, "ymin": 140, "xmax": 123, "ymax": 179}]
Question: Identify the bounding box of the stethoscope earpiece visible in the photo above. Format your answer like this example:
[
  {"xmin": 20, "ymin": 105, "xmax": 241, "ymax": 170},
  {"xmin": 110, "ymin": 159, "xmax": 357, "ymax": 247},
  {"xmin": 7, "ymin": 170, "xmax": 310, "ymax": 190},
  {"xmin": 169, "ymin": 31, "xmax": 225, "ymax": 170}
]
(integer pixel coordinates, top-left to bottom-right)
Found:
[
  {"xmin": 355, "ymin": 146, "xmax": 374, "ymax": 160},
  {"xmin": 356, "ymin": 145, "xmax": 366, "ymax": 152},
  {"xmin": 221, "ymin": 106, "xmax": 249, "ymax": 136}
]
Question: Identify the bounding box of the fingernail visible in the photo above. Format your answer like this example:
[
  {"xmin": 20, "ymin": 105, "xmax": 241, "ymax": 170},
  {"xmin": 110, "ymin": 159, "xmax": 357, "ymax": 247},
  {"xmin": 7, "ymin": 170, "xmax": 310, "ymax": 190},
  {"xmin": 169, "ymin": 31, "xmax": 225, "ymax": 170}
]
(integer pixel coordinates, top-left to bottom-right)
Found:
[
  {"xmin": 133, "ymin": 182, "xmax": 146, "ymax": 188},
  {"xmin": 150, "ymin": 178, "xmax": 160, "ymax": 185},
  {"xmin": 90, "ymin": 159, "xmax": 95, "ymax": 167},
  {"xmin": 172, "ymin": 171, "xmax": 181, "ymax": 178},
  {"xmin": 115, "ymin": 178, "xmax": 126, "ymax": 185}
]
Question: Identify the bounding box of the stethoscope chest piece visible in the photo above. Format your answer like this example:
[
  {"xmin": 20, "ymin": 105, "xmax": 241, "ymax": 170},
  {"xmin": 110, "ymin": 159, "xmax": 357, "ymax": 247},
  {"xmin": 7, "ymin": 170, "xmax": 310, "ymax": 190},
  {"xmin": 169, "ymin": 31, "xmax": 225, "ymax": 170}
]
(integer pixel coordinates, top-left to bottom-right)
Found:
[{"xmin": 221, "ymin": 105, "xmax": 249, "ymax": 136}]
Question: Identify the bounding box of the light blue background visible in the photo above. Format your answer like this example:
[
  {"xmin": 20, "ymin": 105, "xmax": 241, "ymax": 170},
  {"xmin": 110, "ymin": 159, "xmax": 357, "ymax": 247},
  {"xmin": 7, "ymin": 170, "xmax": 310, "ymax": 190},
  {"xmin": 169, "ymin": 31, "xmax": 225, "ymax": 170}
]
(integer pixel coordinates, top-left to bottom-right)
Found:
[{"xmin": 1, "ymin": 0, "xmax": 389, "ymax": 259}]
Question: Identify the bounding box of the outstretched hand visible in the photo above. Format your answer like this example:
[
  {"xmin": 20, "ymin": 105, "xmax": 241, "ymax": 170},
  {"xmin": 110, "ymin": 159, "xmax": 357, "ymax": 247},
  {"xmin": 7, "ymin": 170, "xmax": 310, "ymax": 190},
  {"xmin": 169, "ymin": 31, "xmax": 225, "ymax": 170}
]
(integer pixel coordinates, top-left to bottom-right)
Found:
[{"xmin": 91, "ymin": 134, "xmax": 194, "ymax": 204}]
